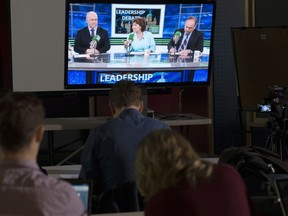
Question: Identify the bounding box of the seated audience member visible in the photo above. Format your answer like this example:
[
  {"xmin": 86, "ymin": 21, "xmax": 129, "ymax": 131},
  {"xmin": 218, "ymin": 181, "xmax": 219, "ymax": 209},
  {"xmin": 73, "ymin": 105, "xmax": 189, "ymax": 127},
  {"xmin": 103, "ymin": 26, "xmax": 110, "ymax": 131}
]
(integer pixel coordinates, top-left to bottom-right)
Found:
[
  {"xmin": 167, "ymin": 16, "xmax": 204, "ymax": 55},
  {"xmin": 136, "ymin": 129, "xmax": 257, "ymax": 216},
  {"xmin": 79, "ymin": 80, "xmax": 169, "ymax": 197},
  {"xmin": 124, "ymin": 17, "xmax": 156, "ymax": 52},
  {"xmin": 74, "ymin": 11, "xmax": 110, "ymax": 54},
  {"xmin": 0, "ymin": 93, "xmax": 86, "ymax": 215}
]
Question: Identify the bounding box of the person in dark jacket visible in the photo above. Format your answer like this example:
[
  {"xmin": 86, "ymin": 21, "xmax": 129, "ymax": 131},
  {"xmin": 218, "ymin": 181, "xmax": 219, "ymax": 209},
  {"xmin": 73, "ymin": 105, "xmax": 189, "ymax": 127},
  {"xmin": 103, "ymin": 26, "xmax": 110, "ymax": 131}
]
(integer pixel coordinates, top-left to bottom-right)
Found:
[
  {"xmin": 74, "ymin": 11, "xmax": 110, "ymax": 54},
  {"xmin": 167, "ymin": 16, "xmax": 204, "ymax": 56},
  {"xmin": 79, "ymin": 80, "xmax": 169, "ymax": 196}
]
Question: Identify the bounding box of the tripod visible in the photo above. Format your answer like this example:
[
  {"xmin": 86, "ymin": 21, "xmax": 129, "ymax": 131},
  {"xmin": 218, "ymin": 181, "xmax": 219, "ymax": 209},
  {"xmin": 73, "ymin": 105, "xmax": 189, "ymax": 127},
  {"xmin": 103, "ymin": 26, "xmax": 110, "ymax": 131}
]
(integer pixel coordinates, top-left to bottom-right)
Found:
[{"xmin": 265, "ymin": 116, "xmax": 288, "ymax": 160}]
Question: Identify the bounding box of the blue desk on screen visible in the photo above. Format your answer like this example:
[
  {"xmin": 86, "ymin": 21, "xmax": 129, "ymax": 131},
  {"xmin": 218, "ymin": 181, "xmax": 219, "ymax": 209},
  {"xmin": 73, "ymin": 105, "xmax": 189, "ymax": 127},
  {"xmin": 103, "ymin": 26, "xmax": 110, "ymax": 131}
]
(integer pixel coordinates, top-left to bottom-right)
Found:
[
  {"xmin": 69, "ymin": 52, "xmax": 209, "ymax": 71},
  {"xmin": 67, "ymin": 52, "xmax": 209, "ymax": 85}
]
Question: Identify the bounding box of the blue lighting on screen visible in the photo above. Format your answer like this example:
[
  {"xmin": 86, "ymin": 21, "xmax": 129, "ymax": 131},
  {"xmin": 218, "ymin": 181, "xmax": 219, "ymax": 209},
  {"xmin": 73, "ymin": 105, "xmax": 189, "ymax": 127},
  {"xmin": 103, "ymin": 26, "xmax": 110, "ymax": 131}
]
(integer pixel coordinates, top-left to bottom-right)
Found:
[{"xmin": 68, "ymin": 71, "xmax": 86, "ymax": 84}]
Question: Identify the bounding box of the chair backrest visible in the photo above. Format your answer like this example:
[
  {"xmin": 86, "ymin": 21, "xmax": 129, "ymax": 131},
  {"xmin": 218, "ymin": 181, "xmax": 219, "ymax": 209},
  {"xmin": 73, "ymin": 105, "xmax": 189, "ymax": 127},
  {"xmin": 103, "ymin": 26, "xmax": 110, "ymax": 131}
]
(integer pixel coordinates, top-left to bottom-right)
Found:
[{"xmin": 97, "ymin": 181, "xmax": 144, "ymax": 214}]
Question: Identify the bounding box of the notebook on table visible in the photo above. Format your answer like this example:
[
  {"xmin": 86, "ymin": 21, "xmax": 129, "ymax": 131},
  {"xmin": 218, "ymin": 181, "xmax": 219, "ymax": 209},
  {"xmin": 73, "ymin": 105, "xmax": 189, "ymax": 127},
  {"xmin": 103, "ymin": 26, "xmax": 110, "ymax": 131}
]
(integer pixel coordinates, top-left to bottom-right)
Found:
[{"xmin": 63, "ymin": 179, "xmax": 93, "ymax": 215}]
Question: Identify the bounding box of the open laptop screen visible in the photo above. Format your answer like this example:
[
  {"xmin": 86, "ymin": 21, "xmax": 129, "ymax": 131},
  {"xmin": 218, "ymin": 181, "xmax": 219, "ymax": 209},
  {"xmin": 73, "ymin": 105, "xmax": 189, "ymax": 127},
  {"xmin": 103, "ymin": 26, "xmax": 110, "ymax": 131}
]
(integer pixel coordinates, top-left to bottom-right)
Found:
[{"xmin": 63, "ymin": 179, "xmax": 93, "ymax": 215}]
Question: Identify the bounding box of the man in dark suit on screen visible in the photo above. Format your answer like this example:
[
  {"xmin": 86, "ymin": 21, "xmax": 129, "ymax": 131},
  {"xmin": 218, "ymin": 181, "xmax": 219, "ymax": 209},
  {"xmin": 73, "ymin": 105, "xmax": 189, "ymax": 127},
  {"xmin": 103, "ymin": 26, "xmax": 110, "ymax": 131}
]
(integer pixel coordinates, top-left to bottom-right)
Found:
[
  {"xmin": 74, "ymin": 11, "xmax": 110, "ymax": 55},
  {"xmin": 167, "ymin": 16, "xmax": 204, "ymax": 56}
]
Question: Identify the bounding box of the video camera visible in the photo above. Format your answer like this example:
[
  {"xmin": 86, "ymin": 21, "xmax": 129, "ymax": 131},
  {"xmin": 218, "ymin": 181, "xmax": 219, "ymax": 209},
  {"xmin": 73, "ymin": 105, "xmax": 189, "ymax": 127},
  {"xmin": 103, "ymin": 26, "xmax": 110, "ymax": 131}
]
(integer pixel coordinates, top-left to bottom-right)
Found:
[
  {"xmin": 258, "ymin": 85, "xmax": 288, "ymax": 119},
  {"xmin": 258, "ymin": 85, "xmax": 288, "ymax": 160}
]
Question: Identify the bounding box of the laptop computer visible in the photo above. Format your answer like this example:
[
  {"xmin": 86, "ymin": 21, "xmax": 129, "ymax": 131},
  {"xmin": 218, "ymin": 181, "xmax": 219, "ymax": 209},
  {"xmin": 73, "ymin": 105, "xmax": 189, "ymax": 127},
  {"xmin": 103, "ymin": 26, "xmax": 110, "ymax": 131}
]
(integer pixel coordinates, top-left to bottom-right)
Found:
[{"xmin": 63, "ymin": 179, "xmax": 93, "ymax": 215}]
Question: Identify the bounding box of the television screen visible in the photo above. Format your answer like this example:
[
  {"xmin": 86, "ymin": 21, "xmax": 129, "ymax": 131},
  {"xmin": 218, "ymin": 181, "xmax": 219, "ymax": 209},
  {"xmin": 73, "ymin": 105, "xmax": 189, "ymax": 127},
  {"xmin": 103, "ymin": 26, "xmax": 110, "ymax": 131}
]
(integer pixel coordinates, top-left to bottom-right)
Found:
[
  {"xmin": 65, "ymin": 0, "xmax": 216, "ymax": 89},
  {"xmin": 9, "ymin": 0, "xmax": 215, "ymax": 93}
]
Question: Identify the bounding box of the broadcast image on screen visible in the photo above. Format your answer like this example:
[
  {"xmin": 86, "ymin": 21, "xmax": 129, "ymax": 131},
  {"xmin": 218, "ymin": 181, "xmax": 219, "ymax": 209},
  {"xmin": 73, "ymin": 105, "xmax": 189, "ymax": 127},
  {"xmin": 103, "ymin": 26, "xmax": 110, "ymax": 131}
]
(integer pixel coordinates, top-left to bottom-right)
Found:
[{"xmin": 65, "ymin": 0, "xmax": 216, "ymax": 89}]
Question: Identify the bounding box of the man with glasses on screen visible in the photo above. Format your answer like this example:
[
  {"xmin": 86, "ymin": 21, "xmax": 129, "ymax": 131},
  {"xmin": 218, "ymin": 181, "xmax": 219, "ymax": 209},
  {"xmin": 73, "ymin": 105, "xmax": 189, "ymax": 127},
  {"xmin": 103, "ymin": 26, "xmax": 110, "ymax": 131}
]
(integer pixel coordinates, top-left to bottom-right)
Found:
[
  {"xmin": 168, "ymin": 16, "xmax": 204, "ymax": 56},
  {"xmin": 74, "ymin": 11, "xmax": 110, "ymax": 55}
]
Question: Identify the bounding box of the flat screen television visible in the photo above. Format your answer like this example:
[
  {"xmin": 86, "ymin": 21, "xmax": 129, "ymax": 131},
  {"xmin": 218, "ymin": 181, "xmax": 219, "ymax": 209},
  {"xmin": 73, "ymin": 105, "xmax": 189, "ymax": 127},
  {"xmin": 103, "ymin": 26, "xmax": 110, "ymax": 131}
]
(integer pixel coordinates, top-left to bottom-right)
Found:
[
  {"xmin": 64, "ymin": 0, "xmax": 216, "ymax": 90},
  {"xmin": 9, "ymin": 0, "xmax": 215, "ymax": 93}
]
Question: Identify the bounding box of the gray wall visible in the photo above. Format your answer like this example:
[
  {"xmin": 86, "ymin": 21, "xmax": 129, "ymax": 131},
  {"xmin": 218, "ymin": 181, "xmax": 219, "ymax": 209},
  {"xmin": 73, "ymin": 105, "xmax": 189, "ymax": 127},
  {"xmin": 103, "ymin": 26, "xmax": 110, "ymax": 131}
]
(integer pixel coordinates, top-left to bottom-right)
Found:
[
  {"xmin": 213, "ymin": 0, "xmax": 246, "ymax": 154},
  {"xmin": 255, "ymin": 0, "xmax": 288, "ymax": 27},
  {"xmin": 10, "ymin": 0, "xmax": 66, "ymax": 92}
]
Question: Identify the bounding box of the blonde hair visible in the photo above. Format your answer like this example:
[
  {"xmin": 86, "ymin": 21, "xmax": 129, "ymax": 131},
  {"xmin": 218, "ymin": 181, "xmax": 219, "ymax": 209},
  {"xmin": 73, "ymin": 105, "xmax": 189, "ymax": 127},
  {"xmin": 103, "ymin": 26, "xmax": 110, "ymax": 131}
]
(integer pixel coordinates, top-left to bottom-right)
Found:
[{"xmin": 135, "ymin": 129, "xmax": 213, "ymax": 200}]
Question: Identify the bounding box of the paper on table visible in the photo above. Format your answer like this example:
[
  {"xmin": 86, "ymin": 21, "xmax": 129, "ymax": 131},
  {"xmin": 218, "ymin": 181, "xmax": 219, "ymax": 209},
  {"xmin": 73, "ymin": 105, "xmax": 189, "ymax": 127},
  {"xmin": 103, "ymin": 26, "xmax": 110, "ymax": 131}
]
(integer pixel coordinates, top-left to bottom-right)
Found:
[
  {"xmin": 169, "ymin": 52, "xmax": 180, "ymax": 56},
  {"xmin": 73, "ymin": 54, "xmax": 90, "ymax": 58},
  {"xmin": 130, "ymin": 52, "xmax": 160, "ymax": 55}
]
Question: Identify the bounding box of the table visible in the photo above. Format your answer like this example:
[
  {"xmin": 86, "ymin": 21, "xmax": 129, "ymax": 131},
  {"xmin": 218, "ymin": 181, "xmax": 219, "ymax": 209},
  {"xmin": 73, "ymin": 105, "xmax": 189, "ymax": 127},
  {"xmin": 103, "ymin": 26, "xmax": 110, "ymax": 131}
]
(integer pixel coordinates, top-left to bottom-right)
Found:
[
  {"xmin": 44, "ymin": 114, "xmax": 212, "ymax": 165},
  {"xmin": 43, "ymin": 158, "xmax": 218, "ymax": 178},
  {"xmin": 69, "ymin": 52, "xmax": 209, "ymax": 71},
  {"xmin": 93, "ymin": 212, "xmax": 143, "ymax": 216},
  {"xmin": 44, "ymin": 114, "xmax": 211, "ymax": 129}
]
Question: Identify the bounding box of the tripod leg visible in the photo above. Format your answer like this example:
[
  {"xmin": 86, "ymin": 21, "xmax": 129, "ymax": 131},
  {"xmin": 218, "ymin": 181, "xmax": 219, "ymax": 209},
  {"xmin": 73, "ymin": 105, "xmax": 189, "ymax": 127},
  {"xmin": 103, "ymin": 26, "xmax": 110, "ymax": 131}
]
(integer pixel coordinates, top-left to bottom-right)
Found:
[{"xmin": 265, "ymin": 135, "xmax": 271, "ymax": 150}]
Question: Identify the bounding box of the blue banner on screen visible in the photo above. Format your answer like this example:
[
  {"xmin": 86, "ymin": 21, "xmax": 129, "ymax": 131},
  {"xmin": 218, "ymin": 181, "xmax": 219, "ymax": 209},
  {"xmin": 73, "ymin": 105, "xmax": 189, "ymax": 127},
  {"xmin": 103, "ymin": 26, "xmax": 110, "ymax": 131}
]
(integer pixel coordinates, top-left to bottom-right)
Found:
[{"xmin": 67, "ymin": 70, "xmax": 208, "ymax": 85}]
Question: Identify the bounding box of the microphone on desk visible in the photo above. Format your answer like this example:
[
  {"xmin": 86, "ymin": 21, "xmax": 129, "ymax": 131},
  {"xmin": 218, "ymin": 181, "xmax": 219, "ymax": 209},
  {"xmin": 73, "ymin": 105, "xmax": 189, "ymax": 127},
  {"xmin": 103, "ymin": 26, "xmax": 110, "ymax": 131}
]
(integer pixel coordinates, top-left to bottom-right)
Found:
[
  {"xmin": 90, "ymin": 35, "xmax": 101, "ymax": 49},
  {"xmin": 170, "ymin": 31, "xmax": 181, "ymax": 55},
  {"xmin": 124, "ymin": 33, "xmax": 134, "ymax": 48},
  {"xmin": 173, "ymin": 31, "xmax": 182, "ymax": 45},
  {"xmin": 90, "ymin": 35, "xmax": 101, "ymax": 57},
  {"xmin": 124, "ymin": 33, "xmax": 134, "ymax": 56},
  {"xmin": 128, "ymin": 32, "xmax": 134, "ymax": 42}
]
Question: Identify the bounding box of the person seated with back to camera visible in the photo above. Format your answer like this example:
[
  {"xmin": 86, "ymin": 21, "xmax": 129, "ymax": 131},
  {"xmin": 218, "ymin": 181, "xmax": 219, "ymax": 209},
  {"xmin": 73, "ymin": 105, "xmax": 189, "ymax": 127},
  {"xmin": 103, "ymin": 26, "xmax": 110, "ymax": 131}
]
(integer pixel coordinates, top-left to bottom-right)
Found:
[
  {"xmin": 79, "ymin": 80, "xmax": 169, "ymax": 213},
  {"xmin": 74, "ymin": 11, "xmax": 110, "ymax": 55},
  {"xmin": 124, "ymin": 17, "xmax": 156, "ymax": 53},
  {"xmin": 0, "ymin": 93, "xmax": 86, "ymax": 216},
  {"xmin": 167, "ymin": 16, "xmax": 204, "ymax": 56},
  {"xmin": 136, "ymin": 129, "xmax": 257, "ymax": 216}
]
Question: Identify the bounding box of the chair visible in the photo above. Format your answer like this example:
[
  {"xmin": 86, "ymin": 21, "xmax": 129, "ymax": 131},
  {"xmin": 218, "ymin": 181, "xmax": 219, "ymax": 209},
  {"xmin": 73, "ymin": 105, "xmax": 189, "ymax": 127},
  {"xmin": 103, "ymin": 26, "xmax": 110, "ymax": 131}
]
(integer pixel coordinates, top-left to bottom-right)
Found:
[{"xmin": 96, "ymin": 181, "xmax": 144, "ymax": 214}]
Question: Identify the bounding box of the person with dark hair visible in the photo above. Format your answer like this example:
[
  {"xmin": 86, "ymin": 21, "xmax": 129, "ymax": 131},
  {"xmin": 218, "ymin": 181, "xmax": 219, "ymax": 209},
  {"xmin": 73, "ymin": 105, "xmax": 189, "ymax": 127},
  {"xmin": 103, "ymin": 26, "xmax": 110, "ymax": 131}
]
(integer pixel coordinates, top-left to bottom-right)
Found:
[
  {"xmin": 168, "ymin": 16, "xmax": 204, "ymax": 55},
  {"xmin": 74, "ymin": 11, "xmax": 110, "ymax": 54},
  {"xmin": 0, "ymin": 93, "xmax": 86, "ymax": 216},
  {"xmin": 79, "ymin": 80, "xmax": 169, "ymax": 197},
  {"xmin": 136, "ymin": 129, "xmax": 256, "ymax": 216},
  {"xmin": 124, "ymin": 17, "xmax": 156, "ymax": 52}
]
